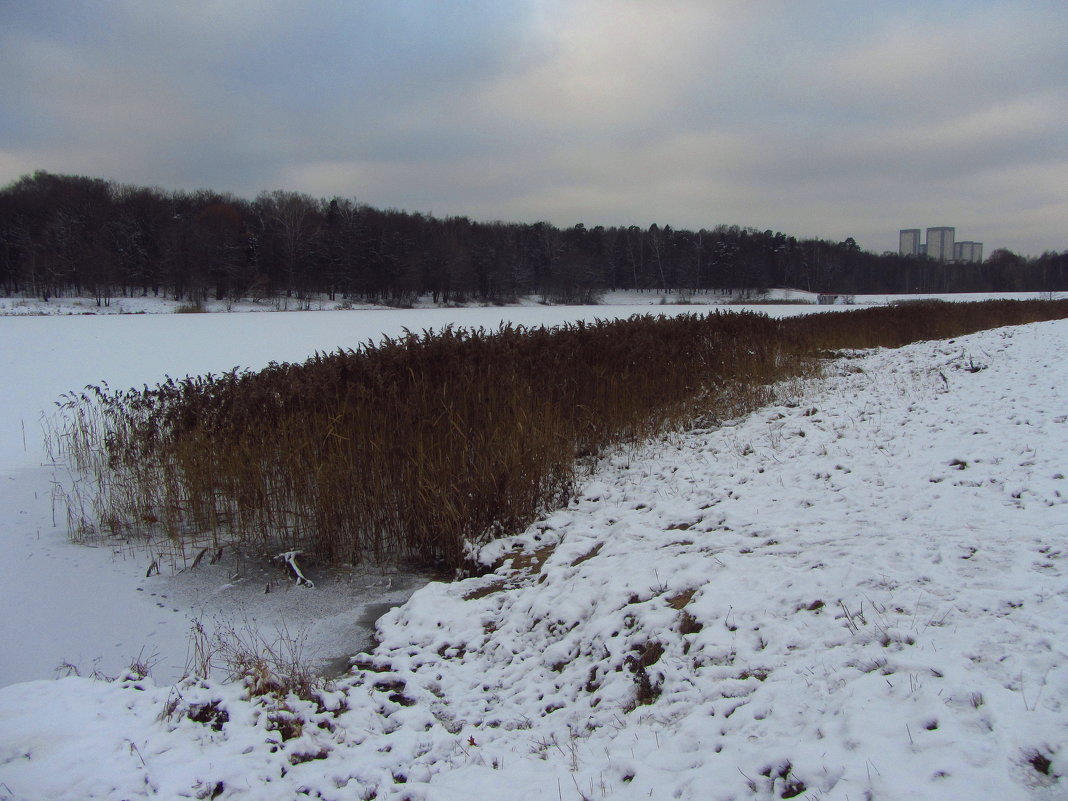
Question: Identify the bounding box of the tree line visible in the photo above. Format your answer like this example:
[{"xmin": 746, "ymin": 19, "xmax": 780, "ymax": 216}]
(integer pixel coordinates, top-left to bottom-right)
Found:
[{"xmin": 2, "ymin": 171, "xmax": 1066, "ymax": 305}]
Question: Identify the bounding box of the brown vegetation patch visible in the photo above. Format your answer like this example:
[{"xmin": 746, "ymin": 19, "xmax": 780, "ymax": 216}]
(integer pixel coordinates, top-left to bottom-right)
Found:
[
  {"xmin": 666, "ymin": 520, "xmax": 699, "ymax": 531},
  {"xmin": 668, "ymin": 589, "xmax": 697, "ymax": 609},
  {"xmin": 570, "ymin": 542, "xmax": 604, "ymax": 566},
  {"xmin": 289, "ymin": 748, "xmax": 330, "ymax": 765},
  {"xmin": 635, "ymin": 641, "xmax": 664, "ymax": 668},
  {"xmin": 678, "ymin": 611, "xmax": 703, "ymax": 636},
  {"xmin": 626, "ymin": 641, "xmax": 665, "ymax": 709},
  {"xmin": 738, "ymin": 668, "xmax": 770, "ymax": 681},
  {"xmin": 463, "ymin": 578, "xmax": 512, "ymax": 601},
  {"xmin": 464, "ymin": 544, "xmax": 559, "ymax": 600},
  {"xmin": 266, "ymin": 711, "xmax": 303, "ymax": 741},
  {"xmin": 53, "ymin": 300, "xmax": 1068, "ymax": 571},
  {"xmin": 186, "ymin": 700, "xmax": 229, "ymax": 731},
  {"xmin": 1026, "ymin": 749, "xmax": 1054, "ymax": 777},
  {"xmin": 503, "ymin": 544, "xmax": 557, "ymax": 573}
]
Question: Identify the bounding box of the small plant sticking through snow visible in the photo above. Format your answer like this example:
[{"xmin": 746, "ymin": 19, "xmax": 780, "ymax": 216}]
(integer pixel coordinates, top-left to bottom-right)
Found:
[{"xmin": 184, "ymin": 617, "xmax": 324, "ymax": 701}]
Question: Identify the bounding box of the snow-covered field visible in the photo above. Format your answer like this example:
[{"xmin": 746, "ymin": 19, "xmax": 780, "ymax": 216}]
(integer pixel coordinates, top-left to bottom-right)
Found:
[
  {"xmin": 0, "ymin": 290, "xmax": 738, "ymax": 317},
  {"xmin": 1, "ymin": 309, "xmax": 1066, "ymax": 799},
  {"xmin": 0, "ymin": 288, "xmax": 1057, "ymax": 318}
]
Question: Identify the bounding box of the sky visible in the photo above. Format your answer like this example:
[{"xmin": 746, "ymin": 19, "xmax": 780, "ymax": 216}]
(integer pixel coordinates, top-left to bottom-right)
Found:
[{"xmin": 1, "ymin": 1, "xmax": 1066, "ymax": 256}]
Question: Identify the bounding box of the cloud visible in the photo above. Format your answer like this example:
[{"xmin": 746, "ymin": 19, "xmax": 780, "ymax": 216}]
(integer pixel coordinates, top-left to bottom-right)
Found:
[
  {"xmin": 1, "ymin": 1, "xmax": 1066, "ymax": 255},
  {"xmin": 810, "ymin": 5, "xmax": 1068, "ymax": 119},
  {"xmin": 472, "ymin": 0, "xmax": 733, "ymax": 132}
]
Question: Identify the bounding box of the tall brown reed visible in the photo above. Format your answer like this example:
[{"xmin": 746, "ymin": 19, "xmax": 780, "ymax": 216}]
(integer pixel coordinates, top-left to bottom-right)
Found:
[{"xmin": 53, "ymin": 299, "xmax": 1068, "ymax": 571}]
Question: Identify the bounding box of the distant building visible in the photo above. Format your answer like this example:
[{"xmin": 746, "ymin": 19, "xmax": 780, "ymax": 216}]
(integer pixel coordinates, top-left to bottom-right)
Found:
[
  {"xmin": 954, "ymin": 241, "xmax": 983, "ymax": 263},
  {"xmin": 898, "ymin": 226, "xmax": 982, "ymax": 263},
  {"xmin": 899, "ymin": 229, "xmax": 921, "ymax": 257},
  {"xmin": 926, "ymin": 227, "xmax": 955, "ymax": 263}
]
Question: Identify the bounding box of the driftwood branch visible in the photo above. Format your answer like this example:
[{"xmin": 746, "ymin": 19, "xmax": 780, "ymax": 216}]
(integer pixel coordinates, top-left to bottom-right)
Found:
[{"xmin": 274, "ymin": 550, "xmax": 314, "ymax": 588}]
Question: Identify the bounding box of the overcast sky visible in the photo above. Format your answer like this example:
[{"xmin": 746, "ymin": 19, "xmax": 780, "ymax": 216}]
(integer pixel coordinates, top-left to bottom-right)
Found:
[{"xmin": 2, "ymin": 1, "xmax": 1065, "ymax": 255}]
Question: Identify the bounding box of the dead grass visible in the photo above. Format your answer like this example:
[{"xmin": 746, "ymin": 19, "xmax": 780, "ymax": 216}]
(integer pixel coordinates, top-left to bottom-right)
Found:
[
  {"xmin": 667, "ymin": 589, "xmax": 697, "ymax": 610},
  {"xmin": 51, "ymin": 299, "xmax": 1068, "ymax": 572},
  {"xmin": 185, "ymin": 617, "xmax": 323, "ymax": 701}
]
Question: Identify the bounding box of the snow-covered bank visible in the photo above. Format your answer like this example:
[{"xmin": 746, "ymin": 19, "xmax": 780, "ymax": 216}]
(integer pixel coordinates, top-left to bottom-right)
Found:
[{"xmin": 2, "ymin": 320, "xmax": 1066, "ymax": 800}]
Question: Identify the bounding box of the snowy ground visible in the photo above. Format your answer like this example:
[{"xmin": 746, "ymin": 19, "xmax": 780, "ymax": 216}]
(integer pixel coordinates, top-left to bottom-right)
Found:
[{"xmin": 2, "ymin": 318, "xmax": 1066, "ymax": 800}]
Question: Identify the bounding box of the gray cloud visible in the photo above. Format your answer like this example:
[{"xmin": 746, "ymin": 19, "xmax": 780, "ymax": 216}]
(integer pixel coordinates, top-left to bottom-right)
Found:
[{"xmin": 2, "ymin": 0, "xmax": 1065, "ymax": 255}]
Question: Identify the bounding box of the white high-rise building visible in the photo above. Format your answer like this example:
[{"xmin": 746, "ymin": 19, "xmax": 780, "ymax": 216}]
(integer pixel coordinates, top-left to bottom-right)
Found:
[
  {"xmin": 926, "ymin": 227, "xmax": 955, "ymax": 263},
  {"xmin": 954, "ymin": 241, "xmax": 983, "ymax": 263},
  {"xmin": 899, "ymin": 229, "xmax": 921, "ymax": 257},
  {"xmin": 898, "ymin": 226, "xmax": 983, "ymax": 262}
]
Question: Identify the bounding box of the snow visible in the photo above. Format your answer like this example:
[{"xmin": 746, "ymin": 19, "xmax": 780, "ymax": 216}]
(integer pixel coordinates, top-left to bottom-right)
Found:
[{"xmin": 2, "ymin": 315, "xmax": 1066, "ymax": 800}]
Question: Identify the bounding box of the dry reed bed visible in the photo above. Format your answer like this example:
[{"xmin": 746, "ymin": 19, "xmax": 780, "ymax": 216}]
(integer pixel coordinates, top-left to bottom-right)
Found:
[{"xmin": 52, "ymin": 299, "xmax": 1068, "ymax": 571}]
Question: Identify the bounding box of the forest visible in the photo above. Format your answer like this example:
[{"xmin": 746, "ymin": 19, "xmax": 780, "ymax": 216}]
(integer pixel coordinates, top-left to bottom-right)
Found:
[{"xmin": 2, "ymin": 171, "xmax": 1066, "ymax": 305}]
